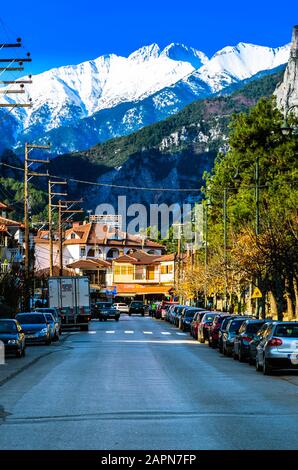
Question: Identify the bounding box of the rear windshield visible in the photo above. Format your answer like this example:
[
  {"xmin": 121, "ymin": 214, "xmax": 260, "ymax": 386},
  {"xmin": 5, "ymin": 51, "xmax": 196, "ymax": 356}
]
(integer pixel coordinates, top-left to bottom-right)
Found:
[
  {"xmin": 246, "ymin": 322, "xmax": 265, "ymax": 334},
  {"xmin": 97, "ymin": 303, "xmax": 112, "ymax": 308},
  {"xmin": 229, "ymin": 320, "xmax": 244, "ymax": 332},
  {"xmin": 0, "ymin": 321, "xmax": 17, "ymax": 333},
  {"xmin": 16, "ymin": 314, "xmax": 45, "ymax": 324},
  {"xmin": 204, "ymin": 314, "xmax": 216, "ymax": 322},
  {"xmin": 275, "ymin": 324, "xmax": 298, "ymax": 338}
]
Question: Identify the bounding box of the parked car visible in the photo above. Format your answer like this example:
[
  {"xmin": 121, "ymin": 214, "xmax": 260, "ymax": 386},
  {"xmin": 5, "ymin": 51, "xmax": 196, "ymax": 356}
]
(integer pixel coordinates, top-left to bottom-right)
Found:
[
  {"xmin": 43, "ymin": 312, "xmax": 60, "ymax": 341},
  {"xmin": 97, "ymin": 304, "xmax": 120, "ymax": 321},
  {"xmin": 190, "ymin": 312, "xmax": 208, "ymax": 339},
  {"xmin": 165, "ymin": 304, "xmax": 175, "ymax": 322},
  {"xmin": 256, "ymin": 322, "xmax": 298, "ymax": 375},
  {"xmin": 222, "ymin": 317, "xmax": 248, "ymax": 356},
  {"xmin": 174, "ymin": 305, "xmax": 187, "ymax": 327},
  {"xmin": 0, "ymin": 319, "xmax": 26, "ymax": 358},
  {"xmin": 15, "ymin": 312, "xmax": 52, "ymax": 345},
  {"xmin": 129, "ymin": 301, "xmax": 145, "ymax": 316},
  {"xmin": 218, "ymin": 315, "xmax": 237, "ymax": 353},
  {"xmin": 179, "ymin": 308, "xmax": 200, "ymax": 332},
  {"xmin": 92, "ymin": 302, "xmax": 113, "ymax": 319},
  {"xmin": 208, "ymin": 314, "xmax": 228, "ymax": 348},
  {"xmin": 248, "ymin": 321, "xmax": 276, "ymax": 365},
  {"xmin": 169, "ymin": 305, "xmax": 182, "ymax": 324},
  {"xmin": 233, "ymin": 319, "xmax": 266, "ymax": 362},
  {"xmin": 113, "ymin": 303, "xmax": 129, "ymax": 313},
  {"xmin": 34, "ymin": 307, "xmax": 62, "ymax": 335},
  {"xmin": 198, "ymin": 312, "xmax": 218, "ymax": 343}
]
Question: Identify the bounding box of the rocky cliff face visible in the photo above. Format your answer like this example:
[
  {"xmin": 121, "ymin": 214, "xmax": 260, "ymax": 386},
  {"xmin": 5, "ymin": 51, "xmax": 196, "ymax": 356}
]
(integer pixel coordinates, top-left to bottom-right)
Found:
[{"xmin": 275, "ymin": 26, "xmax": 298, "ymax": 116}]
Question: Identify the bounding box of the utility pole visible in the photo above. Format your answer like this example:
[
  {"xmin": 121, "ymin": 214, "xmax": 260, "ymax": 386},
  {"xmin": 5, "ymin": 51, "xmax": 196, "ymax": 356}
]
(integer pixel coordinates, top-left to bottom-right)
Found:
[
  {"xmin": 48, "ymin": 180, "xmax": 67, "ymax": 276},
  {"xmin": 0, "ymin": 38, "xmax": 32, "ymax": 108},
  {"xmin": 223, "ymin": 187, "xmax": 228, "ymax": 312},
  {"xmin": 58, "ymin": 200, "xmax": 83, "ymax": 276},
  {"xmin": 204, "ymin": 202, "xmax": 209, "ymax": 309},
  {"xmin": 24, "ymin": 143, "xmax": 50, "ymax": 309},
  {"xmin": 255, "ymin": 155, "xmax": 261, "ymax": 318}
]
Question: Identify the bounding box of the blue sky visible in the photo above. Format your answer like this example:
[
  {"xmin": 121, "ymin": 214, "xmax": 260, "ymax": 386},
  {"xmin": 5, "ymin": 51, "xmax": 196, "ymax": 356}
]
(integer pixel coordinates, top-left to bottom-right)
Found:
[{"xmin": 0, "ymin": 0, "xmax": 296, "ymax": 74}]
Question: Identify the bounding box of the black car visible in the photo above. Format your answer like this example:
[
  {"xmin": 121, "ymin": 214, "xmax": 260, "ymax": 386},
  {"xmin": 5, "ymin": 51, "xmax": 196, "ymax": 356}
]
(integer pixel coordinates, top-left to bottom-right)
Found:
[
  {"xmin": 233, "ymin": 319, "xmax": 266, "ymax": 362},
  {"xmin": 180, "ymin": 308, "xmax": 200, "ymax": 332},
  {"xmin": 0, "ymin": 319, "xmax": 26, "ymax": 358},
  {"xmin": 218, "ymin": 315, "xmax": 237, "ymax": 353},
  {"xmin": 129, "ymin": 301, "xmax": 145, "ymax": 316}
]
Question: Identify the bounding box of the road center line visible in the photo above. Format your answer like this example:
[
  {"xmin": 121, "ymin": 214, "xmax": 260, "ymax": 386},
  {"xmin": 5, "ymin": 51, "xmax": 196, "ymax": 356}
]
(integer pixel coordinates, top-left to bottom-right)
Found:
[
  {"xmin": 161, "ymin": 332, "xmax": 171, "ymax": 335},
  {"xmin": 125, "ymin": 331, "xmax": 134, "ymax": 334},
  {"xmin": 143, "ymin": 331, "xmax": 153, "ymax": 334}
]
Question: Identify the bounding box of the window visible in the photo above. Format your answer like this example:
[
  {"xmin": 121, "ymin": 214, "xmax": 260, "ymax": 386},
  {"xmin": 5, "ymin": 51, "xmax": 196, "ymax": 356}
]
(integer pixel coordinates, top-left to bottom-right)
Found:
[
  {"xmin": 70, "ymin": 233, "xmax": 76, "ymax": 239},
  {"xmin": 80, "ymin": 247, "xmax": 86, "ymax": 257},
  {"xmin": 114, "ymin": 265, "xmax": 133, "ymax": 276},
  {"xmin": 161, "ymin": 264, "xmax": 173, "ymax": 274}
]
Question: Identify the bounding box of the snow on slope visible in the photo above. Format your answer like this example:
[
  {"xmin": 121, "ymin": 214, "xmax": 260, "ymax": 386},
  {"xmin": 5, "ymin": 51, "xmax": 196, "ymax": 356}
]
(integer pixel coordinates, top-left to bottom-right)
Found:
[
  {"xmin": 0, "ymin": 40, "xmax": 291, "ymax": 149},
  {"xmin": 192, "ymin": 42, "xmax": 290, "ymax": 91}
]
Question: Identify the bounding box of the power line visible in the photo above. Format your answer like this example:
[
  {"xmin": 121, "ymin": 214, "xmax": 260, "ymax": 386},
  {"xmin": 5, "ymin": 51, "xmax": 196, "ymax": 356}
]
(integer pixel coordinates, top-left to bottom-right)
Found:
[{"xmin": 1, "ymin": 161, "xmax": 297, "ymax": 192}]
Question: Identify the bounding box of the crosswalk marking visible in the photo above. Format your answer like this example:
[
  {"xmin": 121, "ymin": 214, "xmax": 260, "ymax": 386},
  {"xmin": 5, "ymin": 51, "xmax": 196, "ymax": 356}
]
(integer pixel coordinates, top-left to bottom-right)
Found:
[{"xmin": 143, "ymin": 331, "xmax": 153, "ymax": 335}]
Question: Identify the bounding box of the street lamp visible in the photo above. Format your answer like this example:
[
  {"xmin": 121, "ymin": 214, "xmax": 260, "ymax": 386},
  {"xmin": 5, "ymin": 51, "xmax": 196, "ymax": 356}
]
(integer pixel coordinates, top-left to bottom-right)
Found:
[{"xmin": 281, "ymin": 105, "xmax": 298, "ymax": 136}]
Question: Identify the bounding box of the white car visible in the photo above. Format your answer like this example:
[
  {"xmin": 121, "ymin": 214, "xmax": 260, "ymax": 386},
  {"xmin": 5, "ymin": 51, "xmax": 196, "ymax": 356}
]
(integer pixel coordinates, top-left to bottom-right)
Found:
[{"xmin": 113, "ymin": 303, "xmax": 129, "ymax": 313}]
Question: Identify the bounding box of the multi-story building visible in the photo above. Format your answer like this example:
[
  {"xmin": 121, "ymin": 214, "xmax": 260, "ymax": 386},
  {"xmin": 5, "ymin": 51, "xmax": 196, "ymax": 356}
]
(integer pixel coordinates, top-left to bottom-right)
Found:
[{"xmin": 0, "ymin": 202, "xmax": 26, "ymax": 273}]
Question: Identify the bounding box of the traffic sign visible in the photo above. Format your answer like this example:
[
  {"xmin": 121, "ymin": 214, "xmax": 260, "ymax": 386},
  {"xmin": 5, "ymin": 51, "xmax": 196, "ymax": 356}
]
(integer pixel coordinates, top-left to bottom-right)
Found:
[{"xmin": 251, "ymin": 287, "xmax": 262, "ymax": 299}]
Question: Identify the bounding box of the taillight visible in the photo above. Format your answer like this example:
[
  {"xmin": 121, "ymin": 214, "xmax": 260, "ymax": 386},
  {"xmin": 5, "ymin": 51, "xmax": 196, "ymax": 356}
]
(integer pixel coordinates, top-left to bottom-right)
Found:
[
  {"xmin": 268, "ymin": 338, "xmax": 283, "ymax": 347},
  {"xmin": 242, "ymin": 336, "xmax": 252, "ymax": 344}
]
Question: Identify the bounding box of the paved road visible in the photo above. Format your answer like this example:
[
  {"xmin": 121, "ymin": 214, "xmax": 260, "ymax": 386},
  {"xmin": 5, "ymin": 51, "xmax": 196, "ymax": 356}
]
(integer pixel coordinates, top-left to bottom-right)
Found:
[{"xmin": 1, "ymin": 315, "xmax": 298, "ymax": 450}]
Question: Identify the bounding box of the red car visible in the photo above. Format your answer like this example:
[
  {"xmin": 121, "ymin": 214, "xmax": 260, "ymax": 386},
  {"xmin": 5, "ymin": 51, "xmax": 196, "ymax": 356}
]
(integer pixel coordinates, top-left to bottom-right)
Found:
[
  {"xmin": 208, "ymin": 314, "xmax": 229, "ymax": 348},
  {"xmin": 190, "ymin": 311, "xmax": 209, "ymax": 339},
  {"xmin": 198, "ymin": 312, "xmax": 218, "ymax": 343}
]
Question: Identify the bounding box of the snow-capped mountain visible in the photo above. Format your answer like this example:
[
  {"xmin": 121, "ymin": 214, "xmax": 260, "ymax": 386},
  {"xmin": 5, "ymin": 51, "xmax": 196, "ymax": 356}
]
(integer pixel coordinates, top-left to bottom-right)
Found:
[{"xmin": 0, "ymin": 41, "xmax": 290, "ymax": 154}]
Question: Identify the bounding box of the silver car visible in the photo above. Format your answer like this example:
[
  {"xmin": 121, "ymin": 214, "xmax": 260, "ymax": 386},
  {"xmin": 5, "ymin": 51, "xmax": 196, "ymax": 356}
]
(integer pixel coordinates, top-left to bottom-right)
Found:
[{"xmin": 256, "ymin": 322, "xmax": 298, "ymax": 375}]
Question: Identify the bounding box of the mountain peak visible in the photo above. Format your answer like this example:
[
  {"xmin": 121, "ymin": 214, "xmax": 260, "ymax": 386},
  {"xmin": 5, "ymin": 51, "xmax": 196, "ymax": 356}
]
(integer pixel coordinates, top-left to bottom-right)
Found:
[
  {"xmin": 128, "ymin": 43, "xmax": 161, "ymax": 62},
  {"xmin": 161, "ymin": 43, "xmax": 208, "ymax": 69}
]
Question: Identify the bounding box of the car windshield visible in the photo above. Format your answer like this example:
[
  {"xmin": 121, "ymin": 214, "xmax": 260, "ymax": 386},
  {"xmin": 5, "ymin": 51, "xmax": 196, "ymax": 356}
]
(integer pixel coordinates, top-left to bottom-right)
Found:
[
  {"xmin": 275, "ymin": 324, "xmax": 298, "ymax": 338},
  {"xmin": 185, "ymin": 310, "xmax": 196, "ymax": 318},
  {"xmin": 45, "ymin": 314, "xmax": 54, "ymax": 322},
  {"xmin": 0, "ymin": 321, "xmax": 17, "ymax": 333},
  {"xmin": 16, "ymin": 314, "xmax": 45, "ymax": 324},
  {"xmin": 246, "ymin": 322, "xmax": 265, "ymax": 334}
]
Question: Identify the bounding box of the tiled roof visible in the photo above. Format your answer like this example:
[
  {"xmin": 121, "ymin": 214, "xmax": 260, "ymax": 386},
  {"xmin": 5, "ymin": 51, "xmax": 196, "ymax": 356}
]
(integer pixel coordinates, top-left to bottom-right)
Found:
[
  {"xmin": 0, "ymin": 216, "xmax": 23, "ymax": 228},
  {"xmin": 0, "ymin": 202, "xmax": 12, "ymax": 211},
  {"xmin": 67, "ymin": 258, "xmax": 111, "ymax": 269},
  {"xmin": 114, "ymin": 250, "xmax": 162, "ymax": 265},
  {"xmin": 34, "ymin": 266, "xmax": 75, "ymax": 278}
]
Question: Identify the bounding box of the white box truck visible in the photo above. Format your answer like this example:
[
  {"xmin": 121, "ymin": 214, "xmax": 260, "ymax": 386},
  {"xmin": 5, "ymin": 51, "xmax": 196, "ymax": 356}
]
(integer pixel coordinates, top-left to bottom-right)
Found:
[{"xmin": 48, "ymin": 276, "xmax": 91, "ymax": 330}]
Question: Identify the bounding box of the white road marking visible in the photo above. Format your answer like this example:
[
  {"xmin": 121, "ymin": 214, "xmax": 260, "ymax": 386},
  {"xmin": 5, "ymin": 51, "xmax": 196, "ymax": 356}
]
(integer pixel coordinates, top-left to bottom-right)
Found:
[
  {"xmin": 88, "ymin": 331, "xmax": 97, "ymax": 334},
  {"xmin": 176, "ymin": 332, "xmax": 187, "ymax": 336},
  {"xmin": 125, "ymin": 331, "xmax": 134, "ymax": 334},
  {"xmin": 161, "ymin": 332, "xmax": 171, "ymax": 335},
  {"xmin": 106, "ymin": 331, "xmax": 115, "ymax": 334},
  {"xmin": 143, "ymin": 331, "xmax": 153, "ymax": 334}
]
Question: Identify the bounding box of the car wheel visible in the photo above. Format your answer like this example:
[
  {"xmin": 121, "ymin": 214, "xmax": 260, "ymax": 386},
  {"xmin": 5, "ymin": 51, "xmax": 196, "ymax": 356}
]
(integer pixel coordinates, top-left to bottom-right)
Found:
[
  {"xmin": 16, "ymin": 349, "xmax": 23, "ymax": 358},
  {"xmin": 263, "ymin": 358, "xmax": 272, "ymax": 376},
  {"xmin": 22, "ymin": 347, "xmax": 26, "ymax": 357},
  {"xmin": 256, "ymin": 356, "xmax": 262, "ymax": 372},
  {"xmin": 248, "ymin": 356, "xmax": 254, "ymax": 366},
  {"xmin": 233, "ymin": 350, "xmax": 238, "ymax": 360},
  {"xmin": 239, "ymin": 349, "xmax": 245, "ymax": 363},
  {"xmin": 45, "ymin": 336, "xmax": 52, "ymax": 346},
  {"xmin": 223, "ymin": 346, "xmax": 227, "ymax": 356},
  {"xmin": 208, "ymin": 339, "xmax": 212, "ymax": 347},
  {"xmin": 115, "ymin": 317, "xmax": 119, "ymax": 322}
]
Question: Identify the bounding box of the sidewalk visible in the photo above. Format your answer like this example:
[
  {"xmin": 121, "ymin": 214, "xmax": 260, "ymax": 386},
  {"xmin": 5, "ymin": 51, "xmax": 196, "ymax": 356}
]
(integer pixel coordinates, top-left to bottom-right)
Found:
[{"xmin": 0, "ymin": 333, "xmax": 70, "ymax": 386}]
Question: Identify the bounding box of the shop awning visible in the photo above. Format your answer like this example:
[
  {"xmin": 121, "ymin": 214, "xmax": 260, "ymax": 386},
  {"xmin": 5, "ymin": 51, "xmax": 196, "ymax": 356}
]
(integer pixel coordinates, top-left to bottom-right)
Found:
[{"xmin": 114, "ymin": 284, "xmax": 174, "ymax": 295}]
